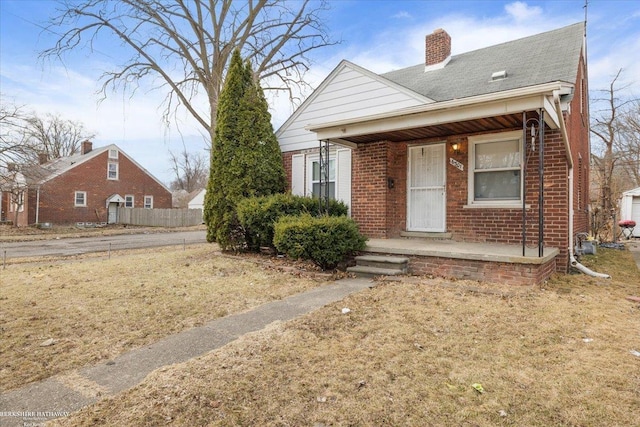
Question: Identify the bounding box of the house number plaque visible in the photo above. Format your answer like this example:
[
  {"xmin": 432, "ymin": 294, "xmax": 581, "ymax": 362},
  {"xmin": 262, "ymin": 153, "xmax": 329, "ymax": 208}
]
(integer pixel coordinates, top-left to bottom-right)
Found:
[{"xmin": 449, "ymin": 158, "xmax": 464, "ymax": 171}]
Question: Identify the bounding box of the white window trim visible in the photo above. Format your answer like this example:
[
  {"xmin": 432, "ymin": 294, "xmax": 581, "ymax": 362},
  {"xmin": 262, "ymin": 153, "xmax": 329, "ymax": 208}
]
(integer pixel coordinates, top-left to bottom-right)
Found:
[
  {"xmin": 75, "ymin": 191, "xmax": 87, "ymax": 207},
  {"xmin": 466, "ymin": 130, "xmax": 523, "ymax": 208},
  {"xmin": 107, "ymin": 162, "xmax": 119, "ymax": 180},
  {"xmin": 125, "ymin": 195, "xmax": 134, "ymax": 208},
  {"xmin": 291, "ymin": 154, "xmax": 305, "ymax": 196},
  {"xmin": 306, "ymin": 154, "xmax": 336, "ymax": 200},
  {"xmin": 108, "ymin": 149, "xmax": 119, "ymax": 159},
  {"xmin": 143, "ymin": 195, "xmax": 153, "ymax": 209},
  {"xmin": 290, "ymin": 148, "xmax": 351, "ymax": 213}
]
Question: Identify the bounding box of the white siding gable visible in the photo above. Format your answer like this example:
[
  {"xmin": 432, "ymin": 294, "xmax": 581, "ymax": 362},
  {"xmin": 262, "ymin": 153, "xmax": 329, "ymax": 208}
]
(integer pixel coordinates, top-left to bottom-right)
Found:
[
  {"xmin": 188, "ymin": 189, "xmax": 206, "ymax": 210},
  {"xmin": 277, "ymin": 60, "xmax": 431, "ymax": 153}
]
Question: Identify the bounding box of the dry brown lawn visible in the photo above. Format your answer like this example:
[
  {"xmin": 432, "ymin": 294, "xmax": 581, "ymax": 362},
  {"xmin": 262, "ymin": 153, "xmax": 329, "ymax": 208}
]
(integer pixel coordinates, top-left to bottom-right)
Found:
[
  {"xmin": 49, "ymin": 246, "xmax": 640, "ymax": 427},
  {"xmin": 0, "ymin": 244, "xmax": 329, "ymax": 391}
]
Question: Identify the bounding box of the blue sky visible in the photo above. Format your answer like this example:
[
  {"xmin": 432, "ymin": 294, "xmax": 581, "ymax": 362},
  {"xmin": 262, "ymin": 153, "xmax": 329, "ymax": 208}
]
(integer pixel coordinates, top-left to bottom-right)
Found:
[{"xmin": 1, "ymin": 0, "xmax": 639, "ymax": 185}]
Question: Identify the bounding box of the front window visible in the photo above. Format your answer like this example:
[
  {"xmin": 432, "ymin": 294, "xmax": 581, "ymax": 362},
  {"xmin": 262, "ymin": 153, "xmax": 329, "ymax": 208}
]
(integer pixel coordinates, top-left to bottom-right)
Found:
[
  {"xmin": 144, "ymin": 195, "xmax": 153, "ymax": 209},
  {"xmin": 75, "ymin": 191, "xmax": 87, "ymax": 207},
  {"xmin": 108, "ymin": 162, "xmax": 118, "ymax": 180},
  {"xmin": 310, "ymin": 158, "xmax": 336, "ymax": 199},
  {"xmin": 125, "ymin": 195, "xmax": 134, "ymax": 208},
  {"xmin": 469, "ymin": 131, "xmax": 522, "ymax": 205},
  {"xmin": 108, "ymin": 149, "xmax": 119, "ymax": 159}
]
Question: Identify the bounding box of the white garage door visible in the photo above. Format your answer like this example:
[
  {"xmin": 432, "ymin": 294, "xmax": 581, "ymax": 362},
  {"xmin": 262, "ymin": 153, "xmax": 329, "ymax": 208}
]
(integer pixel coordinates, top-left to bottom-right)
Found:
[{"xmin": 632, "ymin": 197, "xmax": 640, "ymax": 237}]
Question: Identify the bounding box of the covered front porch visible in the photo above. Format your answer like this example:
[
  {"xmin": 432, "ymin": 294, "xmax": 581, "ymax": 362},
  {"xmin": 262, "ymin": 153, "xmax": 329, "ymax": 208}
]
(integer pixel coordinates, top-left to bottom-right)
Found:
[
  {"xmin": 305, "ymin": 82, "xmax": 574, "ymax": 278},
  {"xmin": 358, "ymin": 237, "xmax": 560, "ymax": 286}
]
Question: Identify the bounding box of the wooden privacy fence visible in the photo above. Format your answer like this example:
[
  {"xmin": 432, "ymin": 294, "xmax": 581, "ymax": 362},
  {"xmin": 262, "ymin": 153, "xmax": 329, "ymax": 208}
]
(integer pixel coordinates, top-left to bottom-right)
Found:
[{"xmin": 117, "ymin": 208, "xmax": 203, "ymax": 227}]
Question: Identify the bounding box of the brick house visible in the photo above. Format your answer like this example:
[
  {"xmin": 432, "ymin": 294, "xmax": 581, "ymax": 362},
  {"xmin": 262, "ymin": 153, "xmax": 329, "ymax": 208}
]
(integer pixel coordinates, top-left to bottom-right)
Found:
[
  {"xmin": 277, "ymin": 23, "xmax": 590, "ymax": 285},
  {"xmin": 2, "ymin": 141, "xmax": 172, "ymax": 226}
]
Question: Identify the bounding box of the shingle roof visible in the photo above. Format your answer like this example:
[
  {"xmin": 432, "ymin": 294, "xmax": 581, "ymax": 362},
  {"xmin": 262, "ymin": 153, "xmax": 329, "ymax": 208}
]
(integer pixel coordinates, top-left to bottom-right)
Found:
[
  {"xmin": 380, "ymin": 22, "xmax": 584, "ymax": 102},
  {"xmin": 21, "ymin": 145, "xmax": 112, "ymax": 185}
]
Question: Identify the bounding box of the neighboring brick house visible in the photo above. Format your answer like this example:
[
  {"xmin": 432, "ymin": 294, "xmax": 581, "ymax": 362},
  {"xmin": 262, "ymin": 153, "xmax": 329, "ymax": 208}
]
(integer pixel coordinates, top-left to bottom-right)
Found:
[
  {"xmin": 2, "ymin": 141, "xmax": 171, "ymax": 226},
  {"xmin": 277, "ymin": 23, "xmax": 590, "ymax": 282}
]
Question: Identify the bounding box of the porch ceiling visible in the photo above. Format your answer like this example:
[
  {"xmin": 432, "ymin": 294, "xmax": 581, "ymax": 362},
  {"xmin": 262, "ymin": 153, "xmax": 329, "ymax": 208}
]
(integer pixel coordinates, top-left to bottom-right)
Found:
[
  {"xmin": 307, "ymin": 83, "xmax": 570, "ymax": 147},
  {"xmin": 337, "ymin": 112, "xmax": 528, "ymax": 144}
]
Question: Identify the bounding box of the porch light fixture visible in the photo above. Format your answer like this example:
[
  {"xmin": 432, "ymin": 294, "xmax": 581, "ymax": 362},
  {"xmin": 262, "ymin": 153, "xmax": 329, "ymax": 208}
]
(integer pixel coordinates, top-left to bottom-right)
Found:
[{"xmin": 450, "ymin": 141, "xmax": 462, "ymax": 155}]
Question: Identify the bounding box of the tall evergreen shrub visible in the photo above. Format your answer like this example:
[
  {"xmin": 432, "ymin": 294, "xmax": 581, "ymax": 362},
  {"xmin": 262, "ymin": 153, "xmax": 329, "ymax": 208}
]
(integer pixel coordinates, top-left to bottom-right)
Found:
[{"xmin": 204, "ymin": 49, "xmax": 286, "ymax": 249}]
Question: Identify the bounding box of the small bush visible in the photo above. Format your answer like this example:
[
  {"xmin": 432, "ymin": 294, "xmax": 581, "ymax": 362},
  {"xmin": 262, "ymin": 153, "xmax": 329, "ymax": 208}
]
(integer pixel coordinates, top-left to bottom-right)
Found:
[
  {"xmin": 273, "ymin": 214, "xmax": 367, "ymax": 270},
  {"xmin": 237, "ymin": 194, "xmax": 349, "ymax": 251}
]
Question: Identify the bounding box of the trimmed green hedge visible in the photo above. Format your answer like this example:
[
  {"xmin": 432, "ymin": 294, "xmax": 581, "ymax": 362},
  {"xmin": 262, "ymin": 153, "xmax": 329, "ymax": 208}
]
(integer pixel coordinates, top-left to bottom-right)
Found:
[
  {"xmin": 273, "ymin": 214, "xmax": 366, "ymax": 270},
  {"xmin": 237, "ymin": 194, "xmax": 349, "ymax": 251}
]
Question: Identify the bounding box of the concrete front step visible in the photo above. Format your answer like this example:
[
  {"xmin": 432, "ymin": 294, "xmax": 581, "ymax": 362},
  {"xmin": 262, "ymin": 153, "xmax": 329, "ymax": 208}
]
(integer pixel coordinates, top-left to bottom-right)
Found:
[
  {"xmin": 346, "ymin": 265, "xmax": 407, "ymax": 278},
  {"xmin": 399, "ymin": 231, "xmax": 452, "ymax": 239},
  {"xmin": 347, "ymin": 255, "xmax": 409, "ymax": 278},
  {"xmin": 354, "ymin": 255, "xmax": 409, "ymax": 270}
]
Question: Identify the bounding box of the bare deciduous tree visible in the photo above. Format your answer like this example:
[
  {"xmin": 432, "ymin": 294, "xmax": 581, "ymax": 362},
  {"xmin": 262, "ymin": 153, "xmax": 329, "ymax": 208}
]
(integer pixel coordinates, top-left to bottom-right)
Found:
[
  {"xmin": 168, "ymin": 146, "xmax": 208, "ymax": 192},
  {"xmin": 1, "ymin": 100, "xmax": 93, "ymax": 224},
  {"xmin": 615, "ymin": 100, "xmax": 640, "ymax": 187},
  {"xmin": 590, "ymin": 69, "xmax": 638, "ymax": 240},
  {"xmin": 0, "ymin": 102, "xmax": 33, "ymax": 173},
  {"xmin": 24, "ymin": 113, "xmax": 95, "ymax": 161},
  {"xmin": 0, "ymin": 101, "xmax": 32, "ymax": 224},
  {"xmin": 42, "ymin": 0, "xmax": 337, "ymax": 146}
]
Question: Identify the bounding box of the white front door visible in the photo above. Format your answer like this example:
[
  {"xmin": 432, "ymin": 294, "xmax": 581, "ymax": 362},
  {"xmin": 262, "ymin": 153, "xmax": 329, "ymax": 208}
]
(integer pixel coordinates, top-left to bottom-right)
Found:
[
  {"xmin": 108, "ymin": 203, "xmax": 118, "ymax": 224},
  {"xmin": 407, "ymin": 144, "xmax": 446, "ymax": 232}
]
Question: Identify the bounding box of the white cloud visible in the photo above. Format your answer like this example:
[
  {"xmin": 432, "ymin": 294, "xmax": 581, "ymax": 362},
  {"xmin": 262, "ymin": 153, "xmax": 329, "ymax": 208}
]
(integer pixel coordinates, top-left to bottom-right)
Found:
[
  {"xmin": 504, "ymin": 1, "xmax": 543, "ymax": 22},
  {"xmin": 392, "ymin": 11, "xmax": 412, "ymax": 19},
  {"xmin": 588, "ymin": 34, "xmax": 640, "ymax": 96},
  {"xmin": 318, "ymin": 7, "xmax": 570, "ymax": 76}
]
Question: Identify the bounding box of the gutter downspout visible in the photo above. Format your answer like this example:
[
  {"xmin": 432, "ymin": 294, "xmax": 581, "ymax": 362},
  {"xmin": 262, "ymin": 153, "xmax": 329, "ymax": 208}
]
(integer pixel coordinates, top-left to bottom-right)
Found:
[
  {"xmin": 553, "ymin": 92, "xmax": 610, "ymax": 278},
  {"xmin": 35, "ymin": 186, "xmax": 40, "ymax": 225}
]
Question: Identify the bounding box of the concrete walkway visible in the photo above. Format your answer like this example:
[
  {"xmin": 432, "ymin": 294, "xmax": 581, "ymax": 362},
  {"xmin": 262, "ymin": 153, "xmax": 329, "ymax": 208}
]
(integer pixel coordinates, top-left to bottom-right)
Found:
[
  {"xmin": 628, "ymin": 239, "xmax": 640, "ymax": 271},
  {"xmin": 0, "ymin": 277, "xmax": 374, "ymax": 426}
]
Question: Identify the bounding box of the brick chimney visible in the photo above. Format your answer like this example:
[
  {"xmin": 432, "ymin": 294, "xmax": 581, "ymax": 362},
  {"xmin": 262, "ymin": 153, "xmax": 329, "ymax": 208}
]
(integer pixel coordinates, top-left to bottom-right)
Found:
[
  {"xmin": 425, "ymin": 28, "xmax": 451, "ymax": 68},
  {"xmin": 38, "ymin": 152, "xmax": 49, "ymax": 164},
  {"xmin": 81, "ymin": 140, "xmax": 93, "ymax": 155}
]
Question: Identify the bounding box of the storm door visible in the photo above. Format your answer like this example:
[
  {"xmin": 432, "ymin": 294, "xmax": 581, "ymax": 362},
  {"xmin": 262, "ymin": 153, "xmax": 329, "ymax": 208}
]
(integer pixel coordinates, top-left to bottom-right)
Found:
[{"xmin": 407, "ymin": 144, "xmax": 446, "ymax": 232}]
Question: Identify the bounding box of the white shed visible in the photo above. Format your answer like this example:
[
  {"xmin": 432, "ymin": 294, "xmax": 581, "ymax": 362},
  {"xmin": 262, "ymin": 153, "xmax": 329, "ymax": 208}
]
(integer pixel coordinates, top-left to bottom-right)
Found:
[
  {"xmin": 620, "ymin": 187, "xmax": 640, "ymax": 237},
  {"xmin": 188, "ymin": 189, "xmax": 206, "ymax": 210},
  {"xmin": 188, "ymin": 189, "xmax": 206, "ymax": 223}
]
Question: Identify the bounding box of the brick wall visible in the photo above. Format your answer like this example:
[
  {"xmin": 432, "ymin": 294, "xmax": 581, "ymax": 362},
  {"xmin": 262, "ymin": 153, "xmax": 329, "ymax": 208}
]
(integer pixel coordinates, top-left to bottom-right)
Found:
[
  {"xmin": 281, "ymin": 125, "xmax": 574, "ymax": 273},
  {"xmin": 565, "ymin": 51, "xmax": 591, "ymax": 236},
  {"xmin": 26, "ymin": 150, "xmax": 171, "ymax": 225},
  {"xmin": 445, "ymin": 128, "xmax": 569, "ymax": 271},
  {"xmin": 386, "ymin": 142, "xmax": 407, "ymax": 236},
  {"xmin": 282, "ymin": 151, "xmax": 293, "ymax": 192},
  {"xmin": 407, "ymin": 255, "xmax": 557, "ymax": 286},
  {"xmin": 352, "ymin": 141, "xmax": 389, "ymax": 237}
]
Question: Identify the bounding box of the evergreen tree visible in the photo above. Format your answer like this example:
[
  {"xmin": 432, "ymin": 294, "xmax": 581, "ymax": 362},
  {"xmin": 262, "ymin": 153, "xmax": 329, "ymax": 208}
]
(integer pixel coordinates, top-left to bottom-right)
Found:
[{"xmin": 204, "ymin": 49, "xmax": 286, "ymax": 249}]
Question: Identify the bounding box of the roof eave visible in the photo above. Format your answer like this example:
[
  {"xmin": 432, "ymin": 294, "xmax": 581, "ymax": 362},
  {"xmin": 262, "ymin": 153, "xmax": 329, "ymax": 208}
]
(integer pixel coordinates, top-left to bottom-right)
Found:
[{"xmin": 306, "ymin": 81, "xmax": 573, "ymax": 141}]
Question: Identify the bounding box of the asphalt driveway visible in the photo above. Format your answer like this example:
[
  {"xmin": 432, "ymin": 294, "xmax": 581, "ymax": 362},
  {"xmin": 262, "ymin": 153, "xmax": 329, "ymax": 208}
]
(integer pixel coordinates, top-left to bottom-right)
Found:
[{"xmin": 0, "ymin": 230, "xmax": 207, "ymax": 259}]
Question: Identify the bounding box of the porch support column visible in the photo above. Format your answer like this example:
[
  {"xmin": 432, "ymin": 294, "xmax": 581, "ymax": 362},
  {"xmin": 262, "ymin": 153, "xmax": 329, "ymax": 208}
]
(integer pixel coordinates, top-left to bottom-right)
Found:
[
  {"xmin": 522, "ymin": 109, "xmax": 546, "ymax": 258},
  {"xmin": 538, "ymin": 109, "xmax": 545, "ymax": 257},
  {"xmin": 522, "ymin": 112, "xmax": 527, "ymax": 257},
  {"xmin": 318, "ymin": 139, "xmax": 330, "ymax": 214}
]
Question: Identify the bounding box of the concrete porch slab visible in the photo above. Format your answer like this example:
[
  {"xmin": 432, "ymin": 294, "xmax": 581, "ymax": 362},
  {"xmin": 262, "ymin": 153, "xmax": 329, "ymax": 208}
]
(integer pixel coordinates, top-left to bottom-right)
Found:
[{"xmin": 365, "ymin": 238, "xmax": 559, "ymax": 265}]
